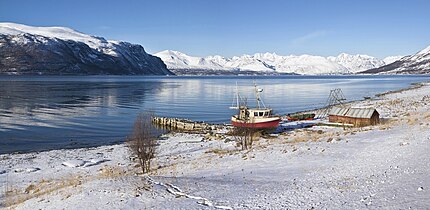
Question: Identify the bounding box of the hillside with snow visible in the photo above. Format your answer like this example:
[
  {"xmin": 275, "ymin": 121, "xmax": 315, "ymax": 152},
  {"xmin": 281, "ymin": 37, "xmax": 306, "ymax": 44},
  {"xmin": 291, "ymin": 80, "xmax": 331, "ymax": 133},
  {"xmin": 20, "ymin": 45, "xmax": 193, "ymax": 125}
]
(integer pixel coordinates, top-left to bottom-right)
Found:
[
  {"xmin": 362, "ymin": 45, "xmax": 430, "ymax": 74},
  {"xmin": 155, "ymin": 50, "xmax": 400, "ymax": 75},
  {"xmin": 382, "ymin": 55, "xmax": 404, "ymax": 65},
  {"xmin": 0, "ymin": 23, "xmax": 172, "ymax": 75}
]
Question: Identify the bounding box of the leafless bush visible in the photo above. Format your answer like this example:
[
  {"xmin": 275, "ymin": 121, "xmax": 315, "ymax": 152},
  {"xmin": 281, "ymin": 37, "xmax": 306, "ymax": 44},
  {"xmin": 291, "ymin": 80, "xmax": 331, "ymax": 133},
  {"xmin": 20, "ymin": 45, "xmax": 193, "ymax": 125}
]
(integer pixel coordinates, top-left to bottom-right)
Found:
[
  {"xmin": 127, "ymin": 112, "xmax": 157, "ymax": 174},
  {"xmin": 232, "ymin": 127, "xmax": 258, "ymax": 150}
]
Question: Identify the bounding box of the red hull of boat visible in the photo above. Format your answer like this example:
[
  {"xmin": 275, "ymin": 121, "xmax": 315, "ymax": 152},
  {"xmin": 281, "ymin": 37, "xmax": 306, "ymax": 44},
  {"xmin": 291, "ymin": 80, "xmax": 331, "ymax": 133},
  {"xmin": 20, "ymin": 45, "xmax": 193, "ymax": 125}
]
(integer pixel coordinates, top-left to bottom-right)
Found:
[{"xmin": 231, "ymin": 119, "xmax": 281, "ymax": 128}]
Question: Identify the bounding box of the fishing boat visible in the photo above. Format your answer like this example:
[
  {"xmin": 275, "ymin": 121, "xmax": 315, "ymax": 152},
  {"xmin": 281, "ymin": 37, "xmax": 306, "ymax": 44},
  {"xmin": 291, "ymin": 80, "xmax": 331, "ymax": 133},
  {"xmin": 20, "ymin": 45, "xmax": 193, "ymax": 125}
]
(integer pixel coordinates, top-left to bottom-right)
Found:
[{"xmin": 230, "ymin": 82, "xmax": 281, "ymax": 129}]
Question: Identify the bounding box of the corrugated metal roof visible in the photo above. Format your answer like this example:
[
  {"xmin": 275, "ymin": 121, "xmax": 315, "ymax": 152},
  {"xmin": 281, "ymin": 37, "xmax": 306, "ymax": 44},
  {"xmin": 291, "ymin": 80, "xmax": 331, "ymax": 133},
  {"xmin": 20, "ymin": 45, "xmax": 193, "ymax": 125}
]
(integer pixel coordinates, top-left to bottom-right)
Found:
[
  {"xmin": 328, "ymin": 107, "xmax": 378, "ymax": 119},
  {"xmin": 346, "ymin": 108, "xmax": 376, "ymax": 118},
  {"xmin": 328, "ymin": 107, "xmax": 349, "ymax": 116}
]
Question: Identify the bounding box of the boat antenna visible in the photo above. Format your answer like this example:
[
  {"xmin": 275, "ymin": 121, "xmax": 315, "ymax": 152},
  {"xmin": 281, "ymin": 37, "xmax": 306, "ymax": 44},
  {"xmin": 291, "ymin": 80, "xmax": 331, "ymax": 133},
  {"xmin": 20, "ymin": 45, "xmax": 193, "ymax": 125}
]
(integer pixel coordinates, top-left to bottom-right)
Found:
[{"xmin": 254, "ymin": 80, "xmax": 266, "ymax": 109}]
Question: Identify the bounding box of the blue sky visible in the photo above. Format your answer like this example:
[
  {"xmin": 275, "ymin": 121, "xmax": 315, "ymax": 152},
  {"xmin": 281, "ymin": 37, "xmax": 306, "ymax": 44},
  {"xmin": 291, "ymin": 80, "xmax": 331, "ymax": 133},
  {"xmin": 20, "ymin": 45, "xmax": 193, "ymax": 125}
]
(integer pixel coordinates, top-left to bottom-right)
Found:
[{"xmin": 1, "ymin": 0, "xmax": 429, "ymax": 58}]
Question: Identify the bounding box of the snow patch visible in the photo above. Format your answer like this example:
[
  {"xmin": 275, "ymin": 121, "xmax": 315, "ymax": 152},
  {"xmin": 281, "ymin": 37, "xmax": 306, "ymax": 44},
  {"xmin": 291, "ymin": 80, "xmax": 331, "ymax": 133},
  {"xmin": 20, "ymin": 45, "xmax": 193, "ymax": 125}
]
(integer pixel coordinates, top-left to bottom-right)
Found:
[
  {"xmin": 13, "ymin": 167, "xmax": 40, "ymax": 173},
  {"xmin": 62, "ymin": 160, "xmax": 86, "ymax": 168},
  {"xmin": 62, "ymin": 159, "xmax": 108, "ymax": 168},
  {"xmin": 146, "ymin": 175, "xmax": 233, "ymax": 209}
]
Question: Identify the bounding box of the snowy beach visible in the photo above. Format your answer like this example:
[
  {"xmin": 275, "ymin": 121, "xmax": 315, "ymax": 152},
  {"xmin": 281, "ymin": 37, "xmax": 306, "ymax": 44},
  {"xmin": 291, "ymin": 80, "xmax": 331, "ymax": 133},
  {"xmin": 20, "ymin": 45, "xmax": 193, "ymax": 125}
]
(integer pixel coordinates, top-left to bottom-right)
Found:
[{"xmin": 1, "ymin": 82, "xmax": 430, "ymax": 209}]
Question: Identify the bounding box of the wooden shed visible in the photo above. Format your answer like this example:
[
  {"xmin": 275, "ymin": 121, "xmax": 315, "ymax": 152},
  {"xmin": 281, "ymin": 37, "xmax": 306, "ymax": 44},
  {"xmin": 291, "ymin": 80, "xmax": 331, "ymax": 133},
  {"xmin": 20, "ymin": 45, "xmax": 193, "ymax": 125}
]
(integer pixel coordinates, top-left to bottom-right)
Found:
[{"xmin": 328, "ymin": 107, "xmax": 380, "ymax": 127}]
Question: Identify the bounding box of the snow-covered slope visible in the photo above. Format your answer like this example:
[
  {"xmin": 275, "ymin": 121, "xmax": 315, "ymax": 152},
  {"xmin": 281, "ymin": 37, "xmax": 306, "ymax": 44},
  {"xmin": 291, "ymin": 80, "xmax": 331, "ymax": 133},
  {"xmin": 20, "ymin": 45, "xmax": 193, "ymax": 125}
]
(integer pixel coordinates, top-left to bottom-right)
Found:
[
  {"xmin": 155, "ymin": 50, "xmax": 228, "ymax": 70},
  {"xmin": 383, "ymin": 55, "xmax": 404, "ymax": 65},
  {"xmin": 0, "ymin": 22, "xmax": 119, "ymax": 56},
  {"xmin": 0, "ymin": 22, "xmax": 172, "ymax": 75},
  {"xmin": 327, "ymin": 53, "xmax": 385, "ymax": 73},
  {"xmin": 362, "ymin": 45, "xmax": 430, "ymax": 74},
  {"xmin": 156, "ymin": 50, "xmax": 399, "ymax": 75}
]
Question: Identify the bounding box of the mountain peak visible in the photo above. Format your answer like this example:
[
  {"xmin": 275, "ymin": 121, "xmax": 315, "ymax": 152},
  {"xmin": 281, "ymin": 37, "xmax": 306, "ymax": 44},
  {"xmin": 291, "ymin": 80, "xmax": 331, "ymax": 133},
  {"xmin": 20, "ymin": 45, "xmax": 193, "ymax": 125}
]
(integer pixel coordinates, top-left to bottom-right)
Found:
[
  {"xmin": 417, "ymin": 44, "xmax": 430, "ymax": 55},
  {"xmin": 158, "ymin": 49, "xmax": 183, "ymax": 54},
  {"xmin": 0, "ymin": 22, "xmax": 98, "ymax": 41},
  {"xmin": 336, "ymin": 53, "xmax": 373, "ymax": 59}
]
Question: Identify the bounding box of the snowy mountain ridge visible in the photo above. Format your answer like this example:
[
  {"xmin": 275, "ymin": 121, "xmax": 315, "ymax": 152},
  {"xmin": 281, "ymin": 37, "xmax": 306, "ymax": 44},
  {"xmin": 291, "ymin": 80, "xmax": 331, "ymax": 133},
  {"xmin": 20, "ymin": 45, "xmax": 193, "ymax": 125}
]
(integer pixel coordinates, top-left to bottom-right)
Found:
[
  {"xmin": 362, "ymin": 44, "xmax": 430, "ymax": 74},
  {"xmin": 0, "ymin": 22, "xmax": 171, "ymax": 75},
  {"xmin": 326, "ymin": 53, "xmax": 385, "ymax": 73},
  {"xmin": 155, "ymin": 50, "xmax": 402, "ymax": 75},
  {"xmin": 0, "ymin": 22, "xmax": 119, "ymax": 56}
]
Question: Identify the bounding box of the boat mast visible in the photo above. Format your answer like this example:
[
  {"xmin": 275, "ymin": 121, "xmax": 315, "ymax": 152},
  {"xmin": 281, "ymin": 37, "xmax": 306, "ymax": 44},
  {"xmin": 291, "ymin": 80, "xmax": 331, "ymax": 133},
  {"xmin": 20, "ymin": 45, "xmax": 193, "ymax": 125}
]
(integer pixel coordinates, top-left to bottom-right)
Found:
[
  {"xmin": 254, "ymin": 81, "xmax": 260, "ymax": 109},
  {"xmin": 236, "ymin": 82, "xmax": 239, "ymax": 108},
  {"xmin": 230, "ymin": 82, "xmax": 240, "ymax": 110},
  {"xmin": 254, "ymin": 81, "xmax": 267, "ymax": 109}
]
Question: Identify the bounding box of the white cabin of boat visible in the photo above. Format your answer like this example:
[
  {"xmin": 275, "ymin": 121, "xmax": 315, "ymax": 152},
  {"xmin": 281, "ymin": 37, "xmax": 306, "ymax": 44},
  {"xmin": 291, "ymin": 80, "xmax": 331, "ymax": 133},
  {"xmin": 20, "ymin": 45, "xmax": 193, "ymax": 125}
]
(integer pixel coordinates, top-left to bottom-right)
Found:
[{"xmin": 237, "ymin": 106, "xmax": 273, "ymax": 120}]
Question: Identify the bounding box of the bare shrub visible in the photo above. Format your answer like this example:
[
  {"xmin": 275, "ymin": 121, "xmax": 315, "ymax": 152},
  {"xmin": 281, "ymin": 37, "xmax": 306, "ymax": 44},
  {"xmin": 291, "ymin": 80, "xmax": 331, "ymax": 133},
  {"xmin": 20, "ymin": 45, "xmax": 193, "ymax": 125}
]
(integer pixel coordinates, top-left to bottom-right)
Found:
[
  {"xmin": 127, "ymin": 112, "xmax": 157, "ymax": 174},
  {"xmin": 232, "ymin": 127, "xmax": 259, "ymax": 150}
]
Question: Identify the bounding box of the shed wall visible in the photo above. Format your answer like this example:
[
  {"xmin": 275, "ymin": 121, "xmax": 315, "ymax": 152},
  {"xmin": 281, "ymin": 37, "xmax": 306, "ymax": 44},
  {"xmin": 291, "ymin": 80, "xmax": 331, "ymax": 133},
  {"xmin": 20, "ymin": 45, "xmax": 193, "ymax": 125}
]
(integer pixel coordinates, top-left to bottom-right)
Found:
[{"xmin": 329, "ymin": 112, "xmax": 379, "ymax": 127}]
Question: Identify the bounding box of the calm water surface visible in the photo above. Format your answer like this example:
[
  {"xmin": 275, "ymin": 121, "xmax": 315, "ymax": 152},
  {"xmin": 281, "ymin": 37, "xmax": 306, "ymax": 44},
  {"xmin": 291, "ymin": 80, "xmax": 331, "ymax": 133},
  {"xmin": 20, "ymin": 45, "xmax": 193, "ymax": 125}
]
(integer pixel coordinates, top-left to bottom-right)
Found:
[{"xmin": 0, "ymin": 75, "xmax": 428, "ymax": 154}]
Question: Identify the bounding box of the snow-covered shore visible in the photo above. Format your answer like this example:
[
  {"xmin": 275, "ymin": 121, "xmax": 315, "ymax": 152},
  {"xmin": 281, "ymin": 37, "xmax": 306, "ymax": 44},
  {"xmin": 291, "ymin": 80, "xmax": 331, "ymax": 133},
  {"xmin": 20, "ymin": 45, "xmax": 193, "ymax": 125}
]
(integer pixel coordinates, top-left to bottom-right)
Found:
[{"xmin": 1, "ymin": 82, "xmax": 430, "ymax": 209}]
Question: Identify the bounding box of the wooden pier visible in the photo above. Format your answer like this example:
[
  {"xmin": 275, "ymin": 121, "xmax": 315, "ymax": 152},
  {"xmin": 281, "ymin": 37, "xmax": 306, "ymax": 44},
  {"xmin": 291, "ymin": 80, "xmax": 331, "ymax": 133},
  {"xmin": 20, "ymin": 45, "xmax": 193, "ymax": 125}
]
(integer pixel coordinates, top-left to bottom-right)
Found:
[{"xmin": 151, "ymin": 116, "xmax": 227, "ymax": 132}]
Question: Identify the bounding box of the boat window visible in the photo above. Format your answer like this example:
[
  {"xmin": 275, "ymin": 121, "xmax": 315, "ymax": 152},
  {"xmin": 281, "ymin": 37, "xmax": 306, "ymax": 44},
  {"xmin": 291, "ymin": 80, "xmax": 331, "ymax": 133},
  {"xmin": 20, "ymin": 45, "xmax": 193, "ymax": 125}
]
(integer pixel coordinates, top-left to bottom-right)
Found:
[
  {"xmin": 264, "ymin": 111, "xmax": 269, "ymax": 116},
  {"xmin": 254, "ymin": 112, "xmax": 258, "ymax": 117},
  {"xmin": 259, "ymin": 112, "xmax": 263, "ymax": 116}
]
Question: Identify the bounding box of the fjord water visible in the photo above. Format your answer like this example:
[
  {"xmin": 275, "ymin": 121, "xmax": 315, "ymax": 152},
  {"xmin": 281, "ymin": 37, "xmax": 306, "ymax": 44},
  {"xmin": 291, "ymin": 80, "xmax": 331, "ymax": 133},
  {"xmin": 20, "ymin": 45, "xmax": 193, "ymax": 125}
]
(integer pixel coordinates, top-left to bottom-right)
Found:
[{"xmin": 0, "ymin": 75, "xmax": 428, "ymax": 154}]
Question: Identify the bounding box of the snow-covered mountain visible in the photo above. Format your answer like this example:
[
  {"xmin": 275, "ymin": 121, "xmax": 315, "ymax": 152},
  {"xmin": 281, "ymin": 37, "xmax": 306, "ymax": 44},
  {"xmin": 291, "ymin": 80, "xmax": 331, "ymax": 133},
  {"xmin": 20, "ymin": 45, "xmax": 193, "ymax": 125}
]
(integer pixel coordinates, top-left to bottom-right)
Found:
[
  {"xmin": 155, "ymin": 50, "xmax": 227, "ymax": 70},
  {"xmin": 327, "ymin": 53, "xmax": 385, "ymax": 73},
  {"xmin": 362, "ymin": 45, "xmax": 430, "ymax": 74},
  {"xmin": 155, "ymin": 50, "xmax": 400, "ymax": 75},
  {"xmin": 0, "ymin": 22, "xmax": 171, "ymax": 75}
]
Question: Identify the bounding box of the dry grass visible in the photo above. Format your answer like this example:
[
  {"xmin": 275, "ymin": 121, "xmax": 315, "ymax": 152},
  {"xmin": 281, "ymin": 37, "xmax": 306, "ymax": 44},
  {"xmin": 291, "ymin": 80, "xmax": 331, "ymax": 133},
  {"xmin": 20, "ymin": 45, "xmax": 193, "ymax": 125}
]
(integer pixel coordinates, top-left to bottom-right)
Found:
[
  {"xmin": 289, "ymin": 135, "xmax": 310, "ymax": 143},
  {"xmin": 282, "ymin": 129, "xmax": 344, "ymax": 144},
  {"xmin": 98, "ymin": 165, "xmax": 129, "ymax": 178},
  {"xmin": 407, "ymin": 115, "xmax": 421, "ymax": 126},
  {"xmin": 4, "ymin": 165, "xmax": 131, "ymax": 208},
  {"xmin": 387, "ymin": 99, "xmax": 403, "ymax": 106},
  {"xmin": 378, "ymin": 118, "xmax": 398, "ymax": 130},
  {"xmin": 205, "ymin": 148, "xmax": 237, "ymax": 156},
  {"xmin": 407, "ymin": 118, "xmax": 418, "ymax": 125},
  {"xmin": 376, "ymin": 82, "xmax": 424, "ymax": 97},
  {"xmin": 5, "ymin": 176, "xmax": 83, "ymax": 208}
]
